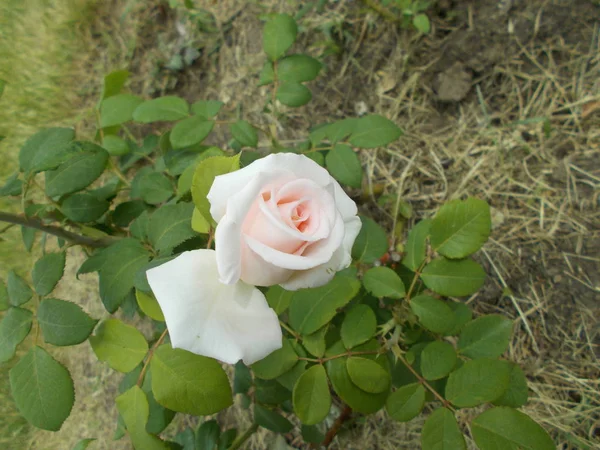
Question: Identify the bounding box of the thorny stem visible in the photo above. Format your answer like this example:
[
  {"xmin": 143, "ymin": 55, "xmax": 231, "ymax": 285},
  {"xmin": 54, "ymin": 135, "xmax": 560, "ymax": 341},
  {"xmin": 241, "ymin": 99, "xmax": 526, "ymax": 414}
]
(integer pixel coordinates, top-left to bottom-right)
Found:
[
  {"xmin": 0, "ymin": 211, "xmax": 118, "ymax": 248},
  {"xmin": 298, "ymin": 349, "xmax": 382, "ymax": 364},
  {"xmin": 136, "ymin": 328, "xmax": 168, "ymax": 387},
  {"xmin": 319, "ymin": 404, "xmax": 353, "ymax": 448},
  {"xmin": 228, "ymin": 423, "xmax": 259, "ymax": 450}
]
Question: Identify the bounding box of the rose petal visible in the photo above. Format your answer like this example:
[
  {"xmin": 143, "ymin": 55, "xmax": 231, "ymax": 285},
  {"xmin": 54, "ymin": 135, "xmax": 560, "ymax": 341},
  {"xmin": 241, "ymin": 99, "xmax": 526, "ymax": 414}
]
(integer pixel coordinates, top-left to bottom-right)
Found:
[{"xmin": 146, "ymin": 249, "xmax": 282, "ymax": 364}]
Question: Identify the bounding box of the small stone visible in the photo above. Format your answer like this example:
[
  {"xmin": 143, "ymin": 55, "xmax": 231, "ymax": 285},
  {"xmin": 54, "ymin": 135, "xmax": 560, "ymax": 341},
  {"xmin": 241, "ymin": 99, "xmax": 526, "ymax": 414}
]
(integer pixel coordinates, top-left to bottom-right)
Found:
[{"xmin": 433, "ymin": 62, "xmax": 473, "ymax": 102}]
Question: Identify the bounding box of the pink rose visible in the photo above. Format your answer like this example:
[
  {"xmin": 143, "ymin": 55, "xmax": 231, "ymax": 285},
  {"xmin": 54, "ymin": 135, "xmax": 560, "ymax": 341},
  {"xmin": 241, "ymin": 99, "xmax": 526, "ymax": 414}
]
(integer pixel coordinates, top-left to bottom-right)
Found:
[{"xmin": 208, "ymin": 153, "xmax": 361, "ymax": 290}]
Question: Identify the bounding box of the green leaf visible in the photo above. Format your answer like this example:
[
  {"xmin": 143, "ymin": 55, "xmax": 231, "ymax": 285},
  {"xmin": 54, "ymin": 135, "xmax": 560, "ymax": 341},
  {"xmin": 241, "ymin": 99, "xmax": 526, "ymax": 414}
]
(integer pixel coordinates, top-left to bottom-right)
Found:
[
  {"xmin": 230, "ymin": 120, "xmax": 258, "ymax": 147},
  {"xmin": 457, "ymin": 314, "xmax": 512, "ymax": 359},
  {"xmin": 265, "ymin": 285, "xmax": 293, "ymax": 315},
  {"xmin": 89, "ymin": 319, "xmax": 148, "ymax": 373},
  {"xmin": 100, "ymin": 94, "xmax": 143, "ymax": 128},
  {"xmin": 0, "ymin": 280, "xmax": 8, "ymax": 311},
  {"xmin": 133, "ymin": 96, "xmax": 189, "ymax": 123},
  {"xmin": 130, "ymin": 210, "xmax": 150, "ymax": 240},
  {"xmin": 191, "ymin": 100, "xmax": 224, "ymax": 119},
  {"xmin": 348, "ymin": 115, "xmax": 403, "ymax": 149},
  {"xmin": 410, "ymin": 295, "xmax": 455, "ymax": 334},
  {"xmin": 191, "ymin": 155, "xmax": 240, "ymax": 224},
  {"xmin": 413, "ymin": 14, "xmax": 431, "ymax": 33},
  {"xmin": 45, "ymin": 142, "xmax": 109, "ymax": 197},
  {"xmin": 289, "ymin": 275, "xmax": 361, "ymax": 335},
  {"xmin": 430, "ymin": 198, "xmax": 491, "ymax": 259},
  {"xmin": 278, "ymin": 54, "xmax": 322, "ymax": 82},
  {"xmin": 302, "ymin": 325, "xmax": 328, "ymax": 358},
  {"xmin": 341, "ymin": 304, "xmax": 376, "ymax": 349},
  {"xmin": 112, "ymin": 200, "xmax": 148, "ymax": 227},
  {"xmin": 72, "ymin": 438, "xmax": 96, "ymax": 450},
  {"xmin": 445, "ymin": 302, "xmax": 472, "ymax": 336},
  {"xmin": 191, "ymin": 208, "xmax": 210, "ymax": 234},
  {"xmin": 258, "ymin": 61, "xmax": 275, "ymax": 86},
  {"xmin": 0, "ymin": 173, "xmax": 23, "ymax": 196},
  {"xmin": 263, "ymin": 14, "xmax": 298, "ymax": 61},
  {"xmin": 301, "ymin": 424, "xmax": 325, "ymax": 444},
  {"xmin": 325, "ymin": 144, "xmax": 362, "ymax": 188},
  {"xmin": 219, "ymin": 429, "xmax": 237, "ymax": 450},
  {"xmin": 148, "ymin": 202, "xmax": 195, "ymax": 253},
  {"xmin": 37, "ymin": 298, "xmax": 97, "ymax": 346},
  {"xmin": 362, "ymin": 266, "xmax": 405, "ymax": 299},
  {"xmin": 445, "ymin": 359, "xmax": 511, "ymax": 407},
  {"xmin": 351, "ymin": 216, "xmax": 389, "ymax": 263},
  {"xmin": 116, "ymin": 386, "xmax": 168, "ymax": 450},
  {"xmin": 309, "ymin": 118, "xmax": 358, "ymax": 146},
  {"xmin": 151, "ymin": 344, "xmax": 233, "ymax": 415},
  {"xmin": 492, "ymin": 364, "xmax": 529, "ymax": 408},
  {"xmin": 0, "ymin": 307, "xmax": 33, "ymax": 362},
  {"xmin": 135, "ymin": 290, "xmax": 165, "ymax": 322},
  {"xmin": 402, "ymin": 219, "xmax": 431, "ymax": 271},
  {"xmin": 420, "ymin": 341, "xmax": 457, "ymax": 381},
  {"xmin": 0, "ymin": 79, "xmax": 5, "ymax": 98},
  {"xmin": 195, "ymin": 420, "xmax": 220, "ymax": 450},
  {"xmin": 386, "ymin": 383, "xmax": 426, "ymax": 422},
  {"xmin": 471, "ymin": 407, "xmax": 555, "ymax": 450},
  {"xmin": 254, "ymin": 404, "xmax": 293, "ymax": 433},
  {"xmin": 346, "ymin": 357, "xmax": 391, "ymax": 394},
  {"xmin": 7, "ymin": 271, "xmax": 32, "ymax": 306},
  {"xmin": 142, "ymin": 370, "xmax": 175, "ymax": 435},
  {"xmin": 252, "ymin": 338, "xmax": 298, "ymax": 380},
  {"xmin": 102, "ymin": 135, "xmax": 130, "ymax": 156},
  {"xmin": 174, "ymin": 428, "xmax": 195, "ymax": 450},
  {"xmin": 421, "ymin": 408, "xmax": 466, "ymax": 450},
  {"xmin": 9, "ymin": 346, "xmax": 74, "ymax": 431},
  {"xmin": 170, "ymin": 116, "xmax": 214, "ymax": 149},
  {"xmin": 326, "ymin": 340, "xmax": 390, "ymax": 414},
  {"xmin": 21, "ymin": 227, "xmax": 36, "ymax": 252},
  {"xmin": 132, "ymin": 171, "xmax": 173, "ymax": 205},
  {"xmin": 19, "ymin": 128, "xmax": 75, "ymax": 173},
  {"xmin": 421, "ymin": 258, "xmax": 486, "ymax": 297},
  {"xmin": 176, "ymin": 147, "xmax": 225, "ymax": 197},
  {"xmin": 255, "ymin": 378, "xmax": 291, "ymax": 405},
  {"xmin": 62, "ymin": 193, "xmax": 109, "ymax": 222},
  {"xmin": 101, "ymin": 70, "xmax": 129, "ymax": 99},
  {"xmin": 32, "ymin": 252, "xmax": 66, "ymax": 296},
  {"xmin": 233, "ymin": 361, "xmax": 253, "ymax": 394},
  {"xmin": 293, "ymin": 364, "xmax": 331, "ymax": 425},
  {"xmin": 276, "ymin": 82, "xmax": 312, "ymax": 107}
]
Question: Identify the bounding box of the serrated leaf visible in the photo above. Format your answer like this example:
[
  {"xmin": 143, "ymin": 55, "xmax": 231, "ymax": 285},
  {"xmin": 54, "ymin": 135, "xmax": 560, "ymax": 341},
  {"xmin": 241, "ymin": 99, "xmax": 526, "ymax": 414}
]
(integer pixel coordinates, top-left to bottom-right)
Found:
[
  {"xmin": 362, "ymin": 266, "xmax": 405, "ymax": 299},
  {"xmin": 309, "ymin": 119, "xmax": 358, "ymax": 146},
  {"xmin": 131, "ymin": 171, "xmax": 173, "ymax": 205},
  {"xmin": 116, "ymin": 386, "xmax": 168, "ymax": 450},
  {"xmin": 62, "ymin": 193, "xmax": 110, "ymax": 222},
  {"xmin": 148, "ymin": 202, "xmax": 196, "ymax": 253},
  {"xmin": 32, "ymin": 252, "xmax": 66, "ymax": 296},
  {"xmin": 351, "ymin": 216, "xmax": 388, "ymax": 263},
  {"xmin": 133, "ymin": 96, "xmax": 189, "ymax": 123},
  {"xmin": 341, "ymin": 304, "xmax": 377, "ymax": 349},
  {"xmin": 346, "ymin": 357, "xmax": 391, "ymax": 393},
  {"xmin": 19, "ymin": 128, "xmax": 75, "ymax": 173},
  {"xmin": 255, "ymin": 378, "xmax": 291, "ymax": 405},
  {"xmin": 7, "ymin": 271, "xmax": 32, "ymax": 306},
  {"xmin": 170, "ymin": 115, "xmax": 214, "ymax": 149},
  {"xmin": 0, "ymin": 307, "xmax": 33, "ymax": 362},
  {"xmin": 265, "ymin": 285, "xmax": 293, "ymax": 315},
  {"xmin": 430, "ymin": 198, "xmax": 491, "ymax": 259},
  {"xmin": 135, "ymin": 290, "xmax": 165, "ymax": 322},
  {"xmin": 348, "ymin": 115, "xmax": 402, "ymax": 149},
  {"xmin": 252, "ymin": 338, "xmax": 298, "ymax": 380},
  {"xmin": 191, "ymin": 100, "xmax": 224, "ymax": 119},
  {"xmin": 37, "ymin": 298, "xmax": 97, "ymax": 346},
  {"xmin": 325, "ymin": 144, "xmax": 362, "ymax": 188},
  {"xmin": 410, "ymin": 295, "xmax": 454, "ymax": 334},
  {"xmin": 100, "ymin": 94, "xmax": 143, "ymax": 128},
  {"xmin": 9, "ymin": 346, "xmax": 74, "ymax": 431},
  {"xmin": 276, "ymin": 82, "xmax": 312, "ymax": 107},
  {"xmin": 21, "ymin": 227, "xmax": 36, "ymax": 252},
  {"xmin": 278, "ymin": 54, "xmax": 322, "ymax": 82},
  {"xmin": 492, "ymin": 364, "xmax": 529, "ymax": 408},
  {"xmin": 421, "ymin": 258, "xmax": 486, "ymax": 297},
  {"xmin": 151, "ymin": 344, "xmax": 233, "ymax": 415},
  {"xmin": 420, "ymin": 341, "xmax": 457, "ymax": 381},
  {"xmin": 191, "ymin": 207, "xmax": 210, "ymax": 234},
  {"xmin": 230, "ymin": 120, "xmax": 258, "ymax": 147},
  {"xmin": 293, "ymin": 364, "xmax": 331, "ymax": 425},
  {"xmin": 445, "ymin": 359, "xmax": 511, "ymax": 407},
  {"xmin": 255, "ymin": 404, "xmax": 293, "ymax": 433},
  {"xmin": 302, "ymin": 325, "xmax": 328, "ymax": 357},
  {"xmin": 176, "ymin": 147, "xmax": 225, "ymax": 197},
  {"xmin": 421, "ymin": 408, "xmax": 466, "ymax": 450},
  {"xmin": 112, "ymin": 200, "xmax": 148, "ymax": 228},
  {"xmin": 445, "ymin": 302, "xmax": 472, "ymax": 336},
  {"xmin": 263, "ymin": 14, "xmax": 298, "ymax": 61},
  {"xmin": 289, "ymin": 275, "xmax": 360, "ymax": 335},
  {"xmin": 0, "ymin": 173, "xmax": 23, "ymax": 196},
  {"xmin": 471, "ymin": 407, "xmax": 555, "ymax": 450},
  {"xmin": 402, "ymin": 219, "xmax": 431, "ymax": 271},
  {"xmin": 45, "ymin": 142, "xmax": 109, "ymax": 197},
  {"xmin": 457, "ymin": 314, "xmax": 512, "ymax": 359},
  {"xmin": 386, "ymin": 383, "xmax": 426, "ymax": 422},
  {"xmin": 89, "ymin": 319, "xmax": 148, "ymax": 372},
  {"xmin": 102, "ymin": 135, "xmax": 130, "ymax": 156}
]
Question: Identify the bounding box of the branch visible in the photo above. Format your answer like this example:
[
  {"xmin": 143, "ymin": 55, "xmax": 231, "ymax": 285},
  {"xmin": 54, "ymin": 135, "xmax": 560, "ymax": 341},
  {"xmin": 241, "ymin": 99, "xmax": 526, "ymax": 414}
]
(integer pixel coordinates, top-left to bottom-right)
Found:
[
  {"xmin": 229, "ymin": 423, "xmax": 259, "ymax": 450},
  {"xmin": 0, "ymin": 211, "xmax": 117, "ymax": 248},
  {"xmin": 319, "ymin": 404, "xmax": 352, "ymax": 448}
]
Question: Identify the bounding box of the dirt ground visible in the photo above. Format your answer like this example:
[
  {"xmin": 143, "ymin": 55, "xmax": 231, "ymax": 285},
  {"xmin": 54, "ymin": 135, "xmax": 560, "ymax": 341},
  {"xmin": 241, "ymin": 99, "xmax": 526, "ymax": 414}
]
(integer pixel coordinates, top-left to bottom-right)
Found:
[{"xmin": 18, "ymin": 0, "xmax": 600, "ymax": 449}]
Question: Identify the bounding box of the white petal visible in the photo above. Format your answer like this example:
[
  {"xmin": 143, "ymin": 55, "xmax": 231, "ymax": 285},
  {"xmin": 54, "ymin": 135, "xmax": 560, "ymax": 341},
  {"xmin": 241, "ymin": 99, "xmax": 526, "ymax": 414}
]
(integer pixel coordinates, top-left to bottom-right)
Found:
[{"xmin": 146, "ymin": 249, "xmax": 282, "ymax": 365}]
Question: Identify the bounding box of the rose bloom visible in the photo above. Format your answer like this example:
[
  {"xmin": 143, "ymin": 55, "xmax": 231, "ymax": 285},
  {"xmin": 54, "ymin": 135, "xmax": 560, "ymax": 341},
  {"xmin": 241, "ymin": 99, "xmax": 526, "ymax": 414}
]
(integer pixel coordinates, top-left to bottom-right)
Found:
[{"xmin": 147, "ymin": 153, "xmax": 361, "ymax": 365}]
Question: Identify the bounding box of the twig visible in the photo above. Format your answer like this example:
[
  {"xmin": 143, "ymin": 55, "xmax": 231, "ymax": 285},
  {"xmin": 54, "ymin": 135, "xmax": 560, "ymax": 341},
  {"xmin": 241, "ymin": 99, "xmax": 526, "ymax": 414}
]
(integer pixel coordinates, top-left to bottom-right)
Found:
[
  {"xmin": 320, "ymin": 404, "xmax": 352, "ymax": 448},
  {"xmin": 136, "ymin": 328, "xmax": 168, "ymax": 387},
  {"xmin": 229, "ymin": 423, "xmax": 259, "ymax": 450},
  {"xmin": 0, "ymin": 211, "xmax": 117, "ymax": 248},
  {"xmin": 298, "ymin": 349, "xmax": 381, "ymax": 364},
  {"xmin": 359, "ymin": 0, "xmax": 399, "ymax": 22}
]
